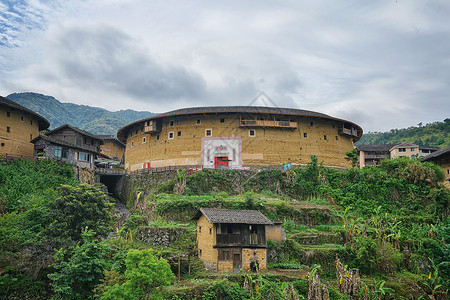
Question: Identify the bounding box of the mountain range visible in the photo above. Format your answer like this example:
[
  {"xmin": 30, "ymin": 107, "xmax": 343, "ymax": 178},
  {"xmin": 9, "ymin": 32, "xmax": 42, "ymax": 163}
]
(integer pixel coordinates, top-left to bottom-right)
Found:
[{"xmin": 7, "ymin": 92, "xmax": 155, "ymax": 135}]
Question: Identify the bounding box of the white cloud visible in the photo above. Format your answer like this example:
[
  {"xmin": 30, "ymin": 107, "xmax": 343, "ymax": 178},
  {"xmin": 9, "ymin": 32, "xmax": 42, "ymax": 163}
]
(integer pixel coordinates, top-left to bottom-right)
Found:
[{"xmin": 0, "ymin": 0, "xmax": 449, "ymax": 131}]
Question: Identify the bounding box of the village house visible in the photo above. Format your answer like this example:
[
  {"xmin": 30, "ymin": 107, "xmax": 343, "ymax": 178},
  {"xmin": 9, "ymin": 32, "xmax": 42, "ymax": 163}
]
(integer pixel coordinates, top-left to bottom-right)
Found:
[
  {"xmin": 356, "ymin": 143, "xmax": 440, "ymax": 168},
  {"xmin": 193, "ymin": 208, "xmax": 283, "ymax": 273},
  {"xmin": 31, "ymin": 124, "xmax": 104, "ymax": 169},
  {"xmin": 0, "ymin": 95, "xmax": 49, "ymax": 159}
]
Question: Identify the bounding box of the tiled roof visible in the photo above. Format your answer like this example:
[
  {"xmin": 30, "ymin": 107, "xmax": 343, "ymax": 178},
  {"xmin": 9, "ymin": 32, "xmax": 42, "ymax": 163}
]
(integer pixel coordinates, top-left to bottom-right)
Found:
[
  {"xmin": 96, "ymin": 134, "xmax": 125, "ymax": 146},
  {"xmin": 0, "ymin": 95, "xmax": 50, "ymax": 130},
  {"xmin": 194, "ymin": 208, "xmax": 273, "ymax": 225},
  {"xmin": 48, "ymin": 124, "xmax": 103, "ymax": 142},
  {"xmin": 421, "ymin": 146, "xmax": 450, "ymax": 162},
  {"xmin": 419, "ymin": 146, "xmax": 441, "ymax": 151},
  {"xmin": 117, "ymin": 105, "xmax": 363, "ymax": 143}
]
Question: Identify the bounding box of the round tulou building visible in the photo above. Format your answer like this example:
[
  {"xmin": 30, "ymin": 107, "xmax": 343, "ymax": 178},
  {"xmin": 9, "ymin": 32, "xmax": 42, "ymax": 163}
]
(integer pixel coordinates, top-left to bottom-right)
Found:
[{"xmin": 117, "ymin": 106, "xmax": 363, "ymax": 172}]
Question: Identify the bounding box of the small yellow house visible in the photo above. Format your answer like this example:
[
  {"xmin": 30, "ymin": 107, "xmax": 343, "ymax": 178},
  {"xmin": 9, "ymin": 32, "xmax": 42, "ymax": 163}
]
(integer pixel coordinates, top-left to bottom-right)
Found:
[{"xmin": 193, "ymin": 208, "xmax": 274, "ymax": 273}]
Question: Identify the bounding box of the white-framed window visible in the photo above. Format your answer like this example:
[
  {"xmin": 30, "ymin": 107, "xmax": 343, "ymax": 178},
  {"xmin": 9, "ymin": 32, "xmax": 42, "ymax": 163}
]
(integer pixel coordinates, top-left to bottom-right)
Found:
[
  {"xmin": 411, "ymin": 148, "xmax": 415, "ymax": 152},
  {"xmin": 131, "ymin": 141, "xmax": 134, "ymax": 147},
  {"xmin": 78, "ymin": 152, "xmax": 90, "ymax": 162},
  {"xmin": 196, "ymin": 119, "xmax": 201, "ymax": 125},
  {"xmin": 142, "ymin": 137, "xmax": 147, "ymax": 143},
  {"xmin": 249, "ymin": 130, "xmax": 255, "ymax": 137},
  {"xmin": 399, "ymin": 148, "xmax": 406, "ymax": 152},
  {"xmin": 205, "ymin": 129, "xmax": 212, "ymax": 137},
  {"xmin": 168, "ymin": 131, "xmax": 174, "ymax": 139}
]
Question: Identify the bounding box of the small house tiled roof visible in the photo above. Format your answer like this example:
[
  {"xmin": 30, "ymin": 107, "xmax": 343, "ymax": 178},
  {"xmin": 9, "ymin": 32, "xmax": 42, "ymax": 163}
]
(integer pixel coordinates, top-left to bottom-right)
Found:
[
  {"xmin": 193, "ymin": 208, "xmax": 274, "ymax": 225},
  {"xmin": 0, "ymin": 95, "xmax": 50, "ymax": 130},
  {"xmin": 419, "ymin": 146, "xmax": 441, "ymax": 151},
  {"xmin": 421, "ymin": 146, "xmax": 450, "ymax": 162}
]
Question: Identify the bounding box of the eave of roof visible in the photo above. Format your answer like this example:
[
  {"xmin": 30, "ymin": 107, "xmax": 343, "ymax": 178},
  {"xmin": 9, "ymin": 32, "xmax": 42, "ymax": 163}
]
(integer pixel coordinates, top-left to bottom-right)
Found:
[
  {"xmin": 421, "ymin": 146, "xmax": 450, "ymax": 162},
  {"xmin": 48, "ymin": 124, "xmax": 104, "ymax": 143},
  {"xmin": 96, "ymin": 134, "xmax": 125, "ymax": 146},
  {"xmin": 117, "ymin": 106, "xmax": 363, "ymax": 143},
  {"xmin": 0, "ymin": 96, "xmax": 50, "ymax": 130}
]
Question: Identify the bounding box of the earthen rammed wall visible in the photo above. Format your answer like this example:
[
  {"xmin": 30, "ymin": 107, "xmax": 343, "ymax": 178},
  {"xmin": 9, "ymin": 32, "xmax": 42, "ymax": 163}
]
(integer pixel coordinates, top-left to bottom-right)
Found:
[
  {"xmin": 196, "ymin": 215, "xmax": 217, "ymax": 271},
  {"xmin": 0, "ymin": 106, "xmax": 42, "ymax": 158},
  {"xmin": 122, "ymin": 112, "xmax": 359, "ymax": 171}
]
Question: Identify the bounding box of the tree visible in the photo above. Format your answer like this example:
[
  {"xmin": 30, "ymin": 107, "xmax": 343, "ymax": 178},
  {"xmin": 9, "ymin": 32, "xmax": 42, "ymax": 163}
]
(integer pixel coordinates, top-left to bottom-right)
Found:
[
  {"xmin": 101, "ymin": 249, "xmax": 175, "ymax": 300},
  {"xmin": 48, "ymin": 229, "xmax": 109, "ymax": 299},
  {"xmin": 345, "ymin": 148, "xmax": 359, "ymax": 168},
  {"xmin": 47, "ymin": 184, "xmax": 112, "ymax": 242}
]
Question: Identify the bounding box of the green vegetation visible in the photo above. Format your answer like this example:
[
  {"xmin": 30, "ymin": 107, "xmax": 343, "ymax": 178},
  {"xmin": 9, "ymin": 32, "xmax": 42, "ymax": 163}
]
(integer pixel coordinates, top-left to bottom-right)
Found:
[
  {"xmin": 1, "ymin": 156, "xmax": 449, "ymax": 299},
  {"xmin": 356, "ymin": 118, "xmax": 450, "ymax": 148},
  {"xmin": 7, "ymin": 92, "xmax": 154, "ymax": 134}
]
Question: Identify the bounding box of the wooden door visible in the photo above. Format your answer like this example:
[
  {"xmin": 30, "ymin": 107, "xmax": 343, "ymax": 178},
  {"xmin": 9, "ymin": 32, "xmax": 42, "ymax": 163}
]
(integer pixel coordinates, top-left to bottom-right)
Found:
[{"xmin": 233, "ymin": 253, "xmax": 241, "ymax": 273}]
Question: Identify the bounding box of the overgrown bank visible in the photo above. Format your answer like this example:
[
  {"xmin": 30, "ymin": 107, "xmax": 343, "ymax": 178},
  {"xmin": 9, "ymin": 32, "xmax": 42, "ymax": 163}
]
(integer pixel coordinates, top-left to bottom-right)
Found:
[{"xmin": 0, "ymin": 157, "xmax": 449, "ymax": 299}]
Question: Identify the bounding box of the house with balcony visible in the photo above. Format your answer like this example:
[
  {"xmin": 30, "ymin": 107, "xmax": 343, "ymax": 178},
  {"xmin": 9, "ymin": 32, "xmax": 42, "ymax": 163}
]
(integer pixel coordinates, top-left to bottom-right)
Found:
[
  {"xmin": 31, "ymin": 124, "xmax": 103, "ymax": 170},
  {"xmin": 193, "ymin": 208, "xmax": 275, "ymax": 273}
]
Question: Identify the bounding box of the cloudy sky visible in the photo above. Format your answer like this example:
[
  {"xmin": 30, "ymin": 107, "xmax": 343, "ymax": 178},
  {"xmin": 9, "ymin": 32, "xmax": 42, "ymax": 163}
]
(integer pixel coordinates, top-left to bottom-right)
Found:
[{"xmin": 1, "ymin": 0, "xmax": 449, "ymax": 132}]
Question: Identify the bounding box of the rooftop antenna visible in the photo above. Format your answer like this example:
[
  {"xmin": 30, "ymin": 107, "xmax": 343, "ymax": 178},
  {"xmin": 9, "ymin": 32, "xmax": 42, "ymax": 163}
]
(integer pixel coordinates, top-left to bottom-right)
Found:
[{"xmin": 248, "ymin": 91, "xmax": 279, "ymax": 108}]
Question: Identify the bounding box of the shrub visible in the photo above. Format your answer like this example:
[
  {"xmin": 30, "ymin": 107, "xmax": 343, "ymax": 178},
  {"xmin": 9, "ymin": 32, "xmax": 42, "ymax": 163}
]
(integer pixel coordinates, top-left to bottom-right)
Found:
[
  {"xmin": 101, "ymin": 249, "xmax": 175, "ymax": 300},
  {"xmin": 47, "ymin": 184, "xmax": 113, "ymax": 242},
  {"xmin": 48, "ymin": 229, "xmax": 109, "ymax": 299},
  {"xmin": 202, "ymin": 279, "xmax": 249, "ymax": 300}
]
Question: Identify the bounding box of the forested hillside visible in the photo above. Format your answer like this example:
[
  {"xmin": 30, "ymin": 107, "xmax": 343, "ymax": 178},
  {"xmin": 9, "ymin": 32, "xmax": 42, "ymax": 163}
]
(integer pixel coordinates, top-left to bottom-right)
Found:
[
  {"xmin": 6, "ymin": 92, "xmax": 155, "ymax": 135},
  {"xmin": 357, "ymin": 119, "xmax": 450, "ymax": 148}
]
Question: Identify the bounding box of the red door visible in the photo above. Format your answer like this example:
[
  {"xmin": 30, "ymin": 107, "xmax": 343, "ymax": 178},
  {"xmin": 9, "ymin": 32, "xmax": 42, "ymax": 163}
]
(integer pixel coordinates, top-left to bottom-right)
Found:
[{"xmin": 214, "ymin": 156, "xmax": 229, "ymax": 169}]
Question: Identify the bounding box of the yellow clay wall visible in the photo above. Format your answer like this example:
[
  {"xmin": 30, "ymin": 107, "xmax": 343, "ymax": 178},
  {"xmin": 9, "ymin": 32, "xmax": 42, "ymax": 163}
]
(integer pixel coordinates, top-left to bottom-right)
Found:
[
  {"xmin": 196, "ymin": 215, "xmax": 217, "ymax": 271},
  {"xmin": 0, "ymin": 106, "xmax": 42, "ymax": 158},
  {"xmin": 242, "ymin": 248, "xmax": 267, "ymax": 272},
  {"xmin": 266, "ymin": 224, "xmax": 285, "ymax": 242},
  {"xmin": 124, "ymin": 113, "xmax": 355, "ymax": 171}
]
